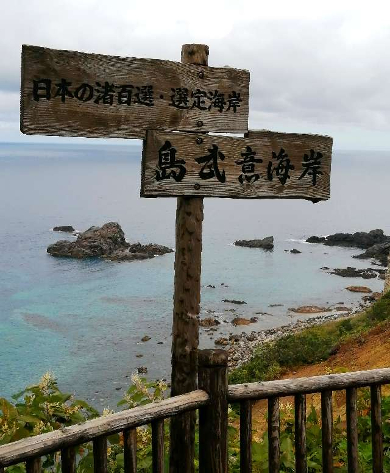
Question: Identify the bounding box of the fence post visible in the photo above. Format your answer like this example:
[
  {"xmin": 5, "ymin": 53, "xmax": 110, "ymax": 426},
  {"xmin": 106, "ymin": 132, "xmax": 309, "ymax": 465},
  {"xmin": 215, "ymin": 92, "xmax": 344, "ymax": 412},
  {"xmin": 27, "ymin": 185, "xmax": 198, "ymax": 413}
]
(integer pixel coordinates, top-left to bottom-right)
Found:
[{"xmin": 198, "ymin": 349, "xmax": 228, "ymax": 473}]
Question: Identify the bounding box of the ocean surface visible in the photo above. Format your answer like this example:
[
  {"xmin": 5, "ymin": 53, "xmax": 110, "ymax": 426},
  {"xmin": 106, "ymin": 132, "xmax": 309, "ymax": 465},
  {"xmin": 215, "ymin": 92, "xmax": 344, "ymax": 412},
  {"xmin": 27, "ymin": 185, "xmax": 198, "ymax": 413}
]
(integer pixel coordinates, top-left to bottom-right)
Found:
[{"xmin": 0, "ymin": 142, "xmax": 389, "ymax": 409}]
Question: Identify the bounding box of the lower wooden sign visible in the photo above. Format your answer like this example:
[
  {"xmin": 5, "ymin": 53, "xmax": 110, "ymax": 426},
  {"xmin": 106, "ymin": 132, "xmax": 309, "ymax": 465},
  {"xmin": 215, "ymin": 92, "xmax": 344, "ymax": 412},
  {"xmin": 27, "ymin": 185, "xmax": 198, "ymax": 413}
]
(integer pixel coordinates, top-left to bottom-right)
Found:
[{"xmin": 141, "ymin": 130, "xmax": 333, "ymax": 201}]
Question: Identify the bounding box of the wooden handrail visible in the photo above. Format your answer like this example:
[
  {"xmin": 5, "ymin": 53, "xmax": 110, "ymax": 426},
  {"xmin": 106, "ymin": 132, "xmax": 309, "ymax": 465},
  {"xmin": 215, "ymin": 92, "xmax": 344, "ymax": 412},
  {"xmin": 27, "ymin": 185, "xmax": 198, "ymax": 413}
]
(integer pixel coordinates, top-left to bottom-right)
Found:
[
  {"xmin": 0, "ymin": 390, "xmax": 209, "ymax": 468},
  {"xmin": 227, "ymin": 367, "xmax": 390, "ymax": 400}
]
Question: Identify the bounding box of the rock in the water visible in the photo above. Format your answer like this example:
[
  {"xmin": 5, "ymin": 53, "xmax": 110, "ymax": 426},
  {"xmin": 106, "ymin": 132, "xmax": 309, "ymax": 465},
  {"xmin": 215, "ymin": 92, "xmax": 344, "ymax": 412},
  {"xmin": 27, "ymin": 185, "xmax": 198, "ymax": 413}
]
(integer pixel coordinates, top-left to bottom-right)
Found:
[
  {"xmin": 362, "ymin": 292, "xmax": 382, "ymax": 302},
  {"xmin": 306, "ymin": 236, "xmax": 326, "ymax": 243},
  {"xmin": 330, "ymin": 267, "xmax": 381, "ymax": 279},
  {"xmin": 141, "ymin": 335, "xmax": 151, "ymax": 342},
  {"xmin": 199, "ymin": 317, "xmax": 220, "ymax": 327},
  {"xmin": 345, "ymin": 286, "xmax": 372, "ymax": 293},
  {"xmin": 137, "ymin": 366, "xmax": 148, "ymax": 374},
  {"xmin": 353, "ymin": 242, "xmax": 390, "ymax": 266},
  {"xmin": 222, "ymin": 299, "xmax": 247, "ymax": 305},
  {"xmin": 47, "ymin": 222, "xmax": 173, "ymax": 261},
  {"xmin": 232, "ymin": 317, "xmax": 252, "ymax": 326},
  {"xmin": 215, "ymin": 337, "xmax": 229, "ymax": 346},
  {"xmin": 53, "ymin": 225, "xmax": 75, "ymax": 233},
  {"xmin": 234, "ymin": 236, "xmax": 274, "ymax": 250},
  {"xmin": 307, "ymin": 230, "xmax": 389, "ymax": 249},
  {"xmin": 290, "ymin": 249, "xmax": 301, "ymax": 254},
  {"xmin": 289, "ymin": 306, "xmax": 331, "ymax": 314}
]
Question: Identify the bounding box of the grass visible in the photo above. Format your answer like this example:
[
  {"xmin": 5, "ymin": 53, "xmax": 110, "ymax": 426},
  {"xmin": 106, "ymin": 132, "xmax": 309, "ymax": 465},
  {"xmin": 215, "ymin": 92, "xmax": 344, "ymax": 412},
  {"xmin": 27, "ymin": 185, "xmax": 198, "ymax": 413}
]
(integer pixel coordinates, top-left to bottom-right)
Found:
[{"xmin": 229, "ymin": 291, "xmax": 390, "ymax": 385}]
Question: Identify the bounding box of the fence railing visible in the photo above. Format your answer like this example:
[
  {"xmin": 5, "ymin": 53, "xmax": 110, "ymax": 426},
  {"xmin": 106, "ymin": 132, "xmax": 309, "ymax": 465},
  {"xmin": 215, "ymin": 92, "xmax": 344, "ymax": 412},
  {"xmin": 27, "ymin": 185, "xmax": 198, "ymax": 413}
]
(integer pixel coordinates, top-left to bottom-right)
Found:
[{"xmin": 1, "ymin": 350, "xmax": 390, "ymax": 472}]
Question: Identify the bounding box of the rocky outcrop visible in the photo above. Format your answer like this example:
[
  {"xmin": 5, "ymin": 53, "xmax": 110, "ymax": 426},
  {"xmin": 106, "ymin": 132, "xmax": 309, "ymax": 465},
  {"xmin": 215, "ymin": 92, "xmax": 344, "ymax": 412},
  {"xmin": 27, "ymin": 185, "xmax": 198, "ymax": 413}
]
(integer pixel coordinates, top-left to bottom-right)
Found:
[
  {"xmin": 53, "ymin": 226, "xmax": 75, "ymax": 233},
  {"xmin": 345, "ymin": 286, "xmax": 372, "ymax": 293},
  {"xmin": 307, "ymin": 229, "xmax": 390, "ymax": 266},
  {"xmin": 47, "ymin": 222, "xmax": 173, "ymax": 261},
  {"xmin": 222, "ymin": 299, "xmax": 247, "ymax": 305},
  {"xmin": 234, "ymin": 236, "xmax": 274, "ymax": 250},
  {"xmin": 199, "ymin": 317, "xmax": 220, "ymax": 327},
  {"xmin": 330, "ymin": 267, "xmax": 385, "ymax": 279},
  {"xmin": 289, "ymin": 306, "xmax": 331, "ymax": 314}
]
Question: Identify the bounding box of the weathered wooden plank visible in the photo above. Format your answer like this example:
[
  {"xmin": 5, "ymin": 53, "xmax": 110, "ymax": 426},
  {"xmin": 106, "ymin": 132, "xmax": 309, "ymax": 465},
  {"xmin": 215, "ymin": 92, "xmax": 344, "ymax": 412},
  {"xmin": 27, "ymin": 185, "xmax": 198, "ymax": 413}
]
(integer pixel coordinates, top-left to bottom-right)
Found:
[
  {"xmin": 0, "ymin": 390, "xmax": 209, "ymax": 467},
  {"xmin": 26, "ymin": 457, "xmax": 41, "ymax": 473},
  {"xmin": 240, "ymin": 400, "xmax": 252, "ymax": 473},
  {"xmin": 93, "ymin": 437, "xmax": 107, "ymax": 473},
  {"xmin": 268, "ymin": 397, "xmax": 280, "ymax": 473},
  {"xmin": 294, "ymin": 394, "xmax": 307, "ymax": 473},
  {"xmin": 21, "ymin": 45, "xmax": 249, "ymax": 139},
  {"xmin": 227, "ymin": 368, "xmax": 390, "ymax": 401},
  {"xmin": 169, "ymin": 44, "xmax": 207, "ymax": 473},
  {"xmin": 61, "ymin": 447, "xmax": 76, "ymax": 473},
  {"xmin": 321, "ymin": 391, "xmax": 333, "ymax": 473},
  {"xmin": 346, "ymin": 388, "xmax": 358, "ymax": 473},
  {"xmin": 152, "ymin": 419, "xmax": 165, "ymax": 473},
  {"xmin": 371, "ymin": 385, "xmax": 383, "ymax": 473},
  {"xmin": 123, "ymin": 428, "xmax": 137, "ymax": 473},
  {"xmin": 141, "ymin": 130, "xmax": 332, "ymax": 201},
  {"xmin": 198, "ymin": 349, "xmax": 229, "ymax": 473}
]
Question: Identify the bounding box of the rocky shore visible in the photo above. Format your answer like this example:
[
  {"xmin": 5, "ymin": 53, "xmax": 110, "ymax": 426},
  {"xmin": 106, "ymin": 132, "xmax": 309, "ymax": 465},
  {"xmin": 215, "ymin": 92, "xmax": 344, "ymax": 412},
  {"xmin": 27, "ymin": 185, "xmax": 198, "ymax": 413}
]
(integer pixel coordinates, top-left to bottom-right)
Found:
[
  {"xmin": 226, "ymin": 310, "xmax": 358, "ymax": 370},
  {"xmin": 47, "ymin": 222, "xmax": 173, "ymax": 261}
]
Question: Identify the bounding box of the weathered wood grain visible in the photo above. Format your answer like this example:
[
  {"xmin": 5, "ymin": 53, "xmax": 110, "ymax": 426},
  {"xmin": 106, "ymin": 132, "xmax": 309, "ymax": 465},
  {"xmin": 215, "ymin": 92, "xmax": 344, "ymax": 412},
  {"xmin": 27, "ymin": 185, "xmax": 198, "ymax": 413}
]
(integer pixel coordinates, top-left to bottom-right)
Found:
[
  {"xmin": 268, "ymin": 397, "xmax": 280, "ymax": 473},
  {"xmin": 26, "ymin": 458, "xmax": 41, "ymax": 473},
  {"xmin": 321, "ymin": 391, "xmax": 333, "ymax": 473},
  {"xmin": 21, "ymin": 45, "xmax": 249, "ymax": 139},
  {"xmin": 93, "ymin": 437, "xmax": 107, "ymax": 473},
  {"xmin": 240, "ymin": 400, "xmax": 253, "ymax": 473},
  {"xmin": 61, "ymin": 447, "xmax": 76, "ymax": 473},
  {"xmin": 371, "ymin": 384, "xmax": 383, "ymax": 473},
  {"xmin": 0, "ymin": 390, "xmax": 209, "ymax": 467},
  {"xmin": 152, "ymin": 420, "xmax": 165, "ymax": 473},
  {"xmin": 294, "ymin": 394, "xmax": 307, "ymax": 473},
  {"xmin": 198, "ymin": 350, "xmax": 228, "ymax": 473},
  {"xmin": 169, "ymin": 43, "xmax": 206, "ymax": 473},
  {"xmin": 123, "ymin": 428, "xmax": 137, "ymax": 473},
  {"xmin": 141, "ymin": 129, "xmax": 332, "ymax": 201},
  {"xmin": 346, "ymin": 388, "xmax": 358, "ymax": 473},
  {"xmin": 228, "ymin": 368, "xmax": 390, "ymax": 400}
]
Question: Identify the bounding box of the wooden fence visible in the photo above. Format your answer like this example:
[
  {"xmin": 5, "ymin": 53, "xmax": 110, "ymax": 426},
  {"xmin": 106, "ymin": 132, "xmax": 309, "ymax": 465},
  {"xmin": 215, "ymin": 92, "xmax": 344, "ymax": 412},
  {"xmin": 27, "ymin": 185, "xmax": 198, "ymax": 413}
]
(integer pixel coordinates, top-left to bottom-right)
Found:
[{"xmin": 1, "ymin": 349, "xmax": 390, "ymax": 473}]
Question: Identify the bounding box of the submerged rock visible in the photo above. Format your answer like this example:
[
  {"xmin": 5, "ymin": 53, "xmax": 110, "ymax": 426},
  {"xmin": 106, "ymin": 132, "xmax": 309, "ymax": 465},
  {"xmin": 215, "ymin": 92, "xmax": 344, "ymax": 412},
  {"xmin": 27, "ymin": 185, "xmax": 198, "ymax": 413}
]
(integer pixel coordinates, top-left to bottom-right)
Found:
[
  {"xmin": 232, "ymin": 317, "xmax": 252, "ymax": 326},
  {"xmin": 199, "ymin": 317, "xmax": 220, "ymax": 327},
  {"xmin": 234, "ymin": 236, "xmax": 274, "ymax": 250},
  {"xmin": 330, "ymin": 267, "xmax": 382, "ymax": 279},
  {"xmin": 289, "ymin": 306, "xmax": 331, "ymax": 314},
  {"xmin": 345, "ymin": 286, "xmax": 372, "ymax": 293},
  {"xmin": 353, "ymin": 242, "xmax": 390, "ymax": 266},
  {"xmin": 290, "ymin": 249, "xmax": 302, "ymax": 254},
  {"xmin": 222, "ymin": 299, "xmax": 247, "ymax": 305},
  {"xmin": 47, "ymin": 222, "xmax": 173, "ymax": 261}
]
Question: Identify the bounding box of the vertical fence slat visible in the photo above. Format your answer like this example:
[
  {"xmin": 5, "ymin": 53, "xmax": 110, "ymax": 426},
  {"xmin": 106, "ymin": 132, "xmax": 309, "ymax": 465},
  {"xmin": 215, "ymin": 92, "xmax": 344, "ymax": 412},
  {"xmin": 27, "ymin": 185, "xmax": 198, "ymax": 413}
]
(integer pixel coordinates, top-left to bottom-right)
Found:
[
  {"xmin": 268, "ymin": 396, "xmax": 280, "ymax": 473},
  {"xmin": 371, "ymin": 384, "xmax": 383, "ymax": 473},
  {"xmin": 198, "ymin": 349, "xmax": 228, "ymax": 473},
  {"xmin": 26, "ymin": 458, "xmax": 41, "ymax": 473},
  {"xmin": 295, "ymin": 393, "xmax": 307, "ymax": 473},
  {"xmin": 0, "ymin": 467, "xmax": 4, "ymax": 473},
  {"xmin": 152, "ymin": 419, "xmax": 164, "ymax": 473},
  {"xmin": 93, "ymin": 436, "xmax": 108, "ymax": 473},
  {"xmin": 61, "ymin": 446, "xmax": 76, "ymax": 473},
  {"xmin": 124, "ymin": 427, "xmax": 137, "ymax": 473},
  {"xmin": 240, "ymin": 400, "xmax": 252, "ymax": 473},
  {"xmin": 346, "ymin": 388, "xmax": 358, "ymax": 473},
  {"xmin": 321, "ymin": 390, "xmax": 333, "ymax": 473}
]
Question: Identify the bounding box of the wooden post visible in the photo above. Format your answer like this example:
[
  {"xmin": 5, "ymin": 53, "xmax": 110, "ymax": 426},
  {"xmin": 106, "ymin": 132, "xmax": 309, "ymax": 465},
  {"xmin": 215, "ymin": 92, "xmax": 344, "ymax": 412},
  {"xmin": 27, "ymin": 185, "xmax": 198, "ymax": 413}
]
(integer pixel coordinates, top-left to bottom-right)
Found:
[
  {"xmin": 169, "ymin": 43, "xmax": 208, "ymax": 473},
  {"xmin": 198, "ymin": 349, "xmax": 228, "ymax": 473}
]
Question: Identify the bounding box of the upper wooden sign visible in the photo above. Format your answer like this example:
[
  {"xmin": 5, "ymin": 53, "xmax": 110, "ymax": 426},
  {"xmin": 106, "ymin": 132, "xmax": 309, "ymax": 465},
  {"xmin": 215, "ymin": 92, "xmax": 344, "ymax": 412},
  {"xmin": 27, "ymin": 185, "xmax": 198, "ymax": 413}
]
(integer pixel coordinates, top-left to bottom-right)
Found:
[
  {"xmin": 141, "ymin": 130, "xmax": 333, "ymax": 201},
  {"xmin": 20, "ymin": 45, "xmax": 250, "ymax": 139}
]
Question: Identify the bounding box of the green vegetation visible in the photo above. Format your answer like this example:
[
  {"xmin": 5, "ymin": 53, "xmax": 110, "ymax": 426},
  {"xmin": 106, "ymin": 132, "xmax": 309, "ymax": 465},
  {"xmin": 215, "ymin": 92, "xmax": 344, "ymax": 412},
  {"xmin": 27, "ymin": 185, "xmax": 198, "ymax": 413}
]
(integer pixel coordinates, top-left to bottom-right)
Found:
[{"xmin": 229, "ymin": 292, "xmax": 390, "ymax": 385}]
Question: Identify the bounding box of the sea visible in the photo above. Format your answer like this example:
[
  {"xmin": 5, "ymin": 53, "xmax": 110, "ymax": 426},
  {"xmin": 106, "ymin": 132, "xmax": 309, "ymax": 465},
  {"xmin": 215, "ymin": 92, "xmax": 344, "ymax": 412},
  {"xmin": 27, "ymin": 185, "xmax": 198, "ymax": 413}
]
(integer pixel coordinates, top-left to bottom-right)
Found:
[{"xmin": 0, "ymin": 142, "xmax": 389, "ymax": 409}]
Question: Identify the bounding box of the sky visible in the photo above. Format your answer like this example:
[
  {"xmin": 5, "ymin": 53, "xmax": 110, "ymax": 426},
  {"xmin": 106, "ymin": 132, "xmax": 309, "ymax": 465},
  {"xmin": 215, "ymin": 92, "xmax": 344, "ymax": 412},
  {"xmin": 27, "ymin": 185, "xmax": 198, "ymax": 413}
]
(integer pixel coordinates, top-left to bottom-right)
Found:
[{"xmin": 1, "ymin": 0, "xmax": 390, "ymax": 150}]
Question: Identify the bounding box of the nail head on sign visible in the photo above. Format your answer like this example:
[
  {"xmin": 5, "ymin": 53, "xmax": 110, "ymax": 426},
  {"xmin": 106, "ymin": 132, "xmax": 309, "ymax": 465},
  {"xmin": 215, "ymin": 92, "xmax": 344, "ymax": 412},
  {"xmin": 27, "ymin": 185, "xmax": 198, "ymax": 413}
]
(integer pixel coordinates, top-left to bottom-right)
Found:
[
  {"xmin": 198, "ymin": 71, "xmax": 204, "ymax": 79},
  {"xmin": 197, "ymin": 120, "xmax": 203, "ymax": 127},
  {"xmin": 194, "ymin": 183, "xmax": 201, "ymax": 190},
  {"xmin": 196, "ymin": 137, "xmax": 203, "ymax": 144}
]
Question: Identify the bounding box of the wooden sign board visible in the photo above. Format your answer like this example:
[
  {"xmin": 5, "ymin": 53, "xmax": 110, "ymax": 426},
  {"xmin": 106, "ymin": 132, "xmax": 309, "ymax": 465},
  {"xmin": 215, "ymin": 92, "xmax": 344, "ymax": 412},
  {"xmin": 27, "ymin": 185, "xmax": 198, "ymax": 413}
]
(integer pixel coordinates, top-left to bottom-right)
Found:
[
  {"xmin": 20, "ymin": 45, "xmax": 249, "ymax": 139},
  {"xmin": 141, "ymin": 130, "xmax": 333, "ymax": 201}
]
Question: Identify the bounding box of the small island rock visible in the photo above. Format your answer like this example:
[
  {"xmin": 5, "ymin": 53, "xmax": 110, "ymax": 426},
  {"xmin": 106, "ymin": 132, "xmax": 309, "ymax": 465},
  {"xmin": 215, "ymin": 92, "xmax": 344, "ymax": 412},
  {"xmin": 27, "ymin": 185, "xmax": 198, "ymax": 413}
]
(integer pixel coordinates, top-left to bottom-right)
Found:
[
  {"xmin": 47, "ymin": 222, "xmax": 173, "ymax": 261},
  {"xmin": 53, "ymin": 226, "xmax": 75, "ymax": 233},
  {"xmin": 345, "ymin": 286, "xmax": 372, "ymax": 293},
  {"xmin": 234, "ymin": 236, "xmax": 274, "ymax": 250}
]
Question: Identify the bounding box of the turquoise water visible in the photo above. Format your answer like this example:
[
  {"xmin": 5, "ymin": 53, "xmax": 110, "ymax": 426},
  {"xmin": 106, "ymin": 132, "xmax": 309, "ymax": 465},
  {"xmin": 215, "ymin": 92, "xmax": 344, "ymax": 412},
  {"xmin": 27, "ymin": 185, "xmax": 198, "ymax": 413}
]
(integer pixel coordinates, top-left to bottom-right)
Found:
[{"xmin": 0, "ymin": 142, "xmax": 388, "ymax": 408}]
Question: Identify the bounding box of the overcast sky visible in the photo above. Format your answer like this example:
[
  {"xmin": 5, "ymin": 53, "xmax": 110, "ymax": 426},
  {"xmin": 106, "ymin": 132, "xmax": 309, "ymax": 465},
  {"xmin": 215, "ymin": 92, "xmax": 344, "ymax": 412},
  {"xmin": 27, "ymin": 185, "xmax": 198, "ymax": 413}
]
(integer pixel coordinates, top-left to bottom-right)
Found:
[{"xmin": 1, "ymin": 0, "xmax": 390, "ymax": 150}]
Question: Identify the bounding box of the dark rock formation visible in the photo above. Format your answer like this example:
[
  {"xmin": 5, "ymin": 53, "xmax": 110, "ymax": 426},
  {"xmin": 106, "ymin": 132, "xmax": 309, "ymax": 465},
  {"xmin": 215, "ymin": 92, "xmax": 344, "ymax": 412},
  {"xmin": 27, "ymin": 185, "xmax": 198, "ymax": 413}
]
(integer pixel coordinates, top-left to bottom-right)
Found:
[
  {"xmin": 353, "ymin": 242, "xmax": 390, "ymax": 266},
  {"xmin": 199, "ymin": 317, "xmax": 220, "ymax": 327},
  {"xmin": 222, "ymin": 299, "xmax": 247, "ymax": 305},
  {"xmin": 290, "ymin": 249, "xmax": 302, "ymax": 254},
  {"xmin": 330, "ymin": 267, "xmax": 383, "ymax": 279},
  {"xmin": 53, "ymin": 226, "xmax": 75, "ymax": 233},
  {"xmin": 47, "ymin": 222, "xmax": 173, "ymax": 261},
  {"xmin": 234, "ymin": 236, "xmax": 274, "ymax": 250}
]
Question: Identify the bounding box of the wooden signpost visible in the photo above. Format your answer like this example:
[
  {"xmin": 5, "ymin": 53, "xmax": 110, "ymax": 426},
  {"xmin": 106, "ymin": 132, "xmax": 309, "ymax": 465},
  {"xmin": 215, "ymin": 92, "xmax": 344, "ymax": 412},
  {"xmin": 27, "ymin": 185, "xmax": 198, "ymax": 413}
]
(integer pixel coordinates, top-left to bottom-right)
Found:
[{"xmin": 20, "ymin": 42, "xmax": 333, "ymax": 473}]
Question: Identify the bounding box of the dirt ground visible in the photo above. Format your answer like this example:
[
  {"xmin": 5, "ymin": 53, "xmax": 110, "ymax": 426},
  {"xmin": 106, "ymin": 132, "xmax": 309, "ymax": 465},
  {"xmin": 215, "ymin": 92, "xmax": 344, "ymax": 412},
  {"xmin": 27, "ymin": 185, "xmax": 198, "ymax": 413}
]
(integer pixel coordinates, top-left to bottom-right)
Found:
[{"xmin": 248, "ymin": 322, "xmax": 390, "ymax": 438}]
